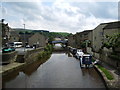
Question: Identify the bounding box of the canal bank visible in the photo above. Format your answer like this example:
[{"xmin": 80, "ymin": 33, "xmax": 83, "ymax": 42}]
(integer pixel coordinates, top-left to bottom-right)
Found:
[
  {"xmin": 68, "ymin": 46, "xmax": 119, "ymax": 89},
  {"xmin": 2, "ymin": 51, "xmax": 106, "ymax": 88},
  {"xmin": 1, "ymin": 44, "xmax": 53, "ymax": 76},
  {"xmin": 2, "ymin": 44, "xmax": 106, "ymax": 88},
  {"xmin": 94, "ymin": 63, "xmax": 120, "ymax": 89}
]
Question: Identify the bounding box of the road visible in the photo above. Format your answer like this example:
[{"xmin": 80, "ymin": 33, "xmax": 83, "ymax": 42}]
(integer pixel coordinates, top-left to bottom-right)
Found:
[
  {"xmin": 2, "ymin": 44, "xmax": 106, "ymax": 88},
  {"xmin": 15, "ymin": 47, "xmax": 34, "ymax": 54}
]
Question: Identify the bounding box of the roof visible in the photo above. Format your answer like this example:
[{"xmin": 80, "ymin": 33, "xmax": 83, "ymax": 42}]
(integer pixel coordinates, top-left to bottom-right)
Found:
[
  {"xmin": 76, "ymin": 30, "xmax": 93, "ymax": 35},
  {"xmin": 102, "ymin": 21, "xmax": 120, "ymax": 29}
]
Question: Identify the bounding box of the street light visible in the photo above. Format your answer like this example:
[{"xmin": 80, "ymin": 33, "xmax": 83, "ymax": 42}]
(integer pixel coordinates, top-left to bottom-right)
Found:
[{"xmin": 23, "ymin": 24, "xmax": 25, "ymax": 52}]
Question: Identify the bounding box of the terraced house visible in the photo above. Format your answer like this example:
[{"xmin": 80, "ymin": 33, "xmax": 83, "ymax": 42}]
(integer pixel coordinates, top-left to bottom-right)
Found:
[
  {"xmin": 67, "ymin": 34, "xmax": 76, "ymax": 48},
  {"xmin": 76, "ymin": 30, "xmax": 93, "ymax": 48},
  {"xmin": 1, "ymin": 22, "xmax": 11, "ymax": 47},
  {"xmin": 68, "ymin": 30, "xmax": 93, "ymax": 50},
  {"xmin": 28, "ymin": 33, "xmax": 46, "ymax": 48},
  {"xmin": 92, "ymin": 21, "xmax": 120, "ymax": 52}
]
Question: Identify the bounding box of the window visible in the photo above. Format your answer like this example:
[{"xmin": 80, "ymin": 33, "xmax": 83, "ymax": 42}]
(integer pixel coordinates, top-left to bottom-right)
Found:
[
  {"xmin": 99, "ymin": 32, "xmax": 103, "ymax": 36},
  {"xmin": 94, "ymin": 36, "xmax": 96, "ymax": 40}
]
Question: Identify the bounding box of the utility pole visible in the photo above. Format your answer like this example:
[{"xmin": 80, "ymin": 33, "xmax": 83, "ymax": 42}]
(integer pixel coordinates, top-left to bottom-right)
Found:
[{"xmin": 23, "ymin": 24, "xmax": 25, "ymax": 52}]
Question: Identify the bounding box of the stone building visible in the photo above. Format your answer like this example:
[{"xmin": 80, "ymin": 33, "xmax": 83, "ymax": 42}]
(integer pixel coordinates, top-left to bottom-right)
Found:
[
  {"xmin": 103, "ymin": 21, "xmax": 120, "ymax": 39},
  {"xmin": 1, "ymin": 22, "xmax": 11, "ymax": 47},
  {"xmin": 103, "ymin": 21, "xmax": 120, "ymax": 52},
  {"xmin": 68, "ymin": 30, "xmax": 93, "ymax": 48},
  {"xmin": 92, "ymin": 21, "xmax": 120, "ymax": 52},
  {"xmin": 92, "ymin": 23, "xmax": 107, "ymax": 52},
  {"xmin": 28, "ymin": 33, "xmax": 46, "ymax": 47},
  {"xmin": 67, "ymin": 34, "xmax": 76, "ymax": 48},
  {"xmin": 9, "ymin": 31, "xmax": 20, "ymax": 42},
  {"xmin": 75, "ymin": 30, "xmax": 93, "ymax": 48},
  {"xmin": 19, "ymin": 32, "xmax": 33, "ymax": 46}
]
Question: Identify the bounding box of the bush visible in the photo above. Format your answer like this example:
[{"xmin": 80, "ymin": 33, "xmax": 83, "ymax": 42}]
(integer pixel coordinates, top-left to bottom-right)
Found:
[
  {"xmin": 44, "ymin": 44, "xmax": 53, "ymax": 52},
  {"xmin": 37, "ymin": 44, "xmax": 53, "ymax": 60},
  {"xmin": 38, "ymin": 51, "xmax": 45, "ymax": 59}
]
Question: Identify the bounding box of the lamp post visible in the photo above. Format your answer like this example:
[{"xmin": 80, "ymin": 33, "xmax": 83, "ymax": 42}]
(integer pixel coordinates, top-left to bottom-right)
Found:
[{"xmin": 23, "ymin": 24, "xmax": 25, "ymax": 52}]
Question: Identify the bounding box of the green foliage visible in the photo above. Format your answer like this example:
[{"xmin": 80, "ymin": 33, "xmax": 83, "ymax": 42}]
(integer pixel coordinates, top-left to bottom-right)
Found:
[
  {"xmin": 48, "ymin": 36, "xmax": 54, "ymax": 42},
  {"xmin": 97, "ymin": 65, "xmax": 114, "ymax": 80},
  {"xmin": 19, "ymin": 31, "xmax": 32, "ymax": 34},
  {"xmin": 102, "ymin": 33, "xmax": 120, "ymax": 50},
  {"xmin": 50, "ymin": 32, "xmax": 70, "ymax": 37},
  {"xmin": 37, "ymin": 44, "xmax": 53, "ymax": 60},
  {"xmin": 80, "ymin": 41, "xmax": 86, "ymax": 48},
  {"xmin": 102, "ymin": 43, "xmax": 111, "ymax": 49},
  {"xmin": 17, "ymin": 29, "xmax": 70, "ymax": 42},
  {"xmin": 92, "ymin": 59, "xmax": 95, "ymax": 62},
  {"xmin": 37, "ymin": 51, "xmax": 46, "ymax": 59},
  {"xmin": 44, "ymin": 44, "xmax": 53, "ymax": 52}
]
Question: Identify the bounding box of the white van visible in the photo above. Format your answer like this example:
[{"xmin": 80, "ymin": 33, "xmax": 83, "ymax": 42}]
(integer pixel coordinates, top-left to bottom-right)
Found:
[{"xmin": 13, "ymin": 42, "xmax": 23, "ymax": 48}]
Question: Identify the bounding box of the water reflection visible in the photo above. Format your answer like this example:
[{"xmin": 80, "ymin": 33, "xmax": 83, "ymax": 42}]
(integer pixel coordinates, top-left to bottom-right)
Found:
[
  {"xmin": 23, "ymin": 60, "xmax": 42, "ymax": 76},
  {"xmin": 3, "ymin": 50, "xmax": 106, "ymax": 88}
]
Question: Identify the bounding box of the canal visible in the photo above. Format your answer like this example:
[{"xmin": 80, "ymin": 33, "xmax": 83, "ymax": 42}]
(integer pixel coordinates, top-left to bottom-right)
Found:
[{"xmin": 2, "ymin": 44, "xmax": 106, "ymax": 88}]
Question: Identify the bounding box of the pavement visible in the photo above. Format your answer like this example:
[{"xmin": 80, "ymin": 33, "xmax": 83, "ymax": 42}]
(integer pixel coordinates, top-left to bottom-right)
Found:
[
  {"xmin": 15, "ymin": 47, "xmax": 34, "ymax": 55},
  {"xmin": 0, "ymin": 48, "xmax": 33, "ymax": 75}
]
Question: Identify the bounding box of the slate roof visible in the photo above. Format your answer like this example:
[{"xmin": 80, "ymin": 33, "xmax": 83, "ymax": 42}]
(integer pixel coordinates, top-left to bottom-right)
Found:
[{"xmin": 103, "ymin": 21, "xmax": 120, "ymax": 29}]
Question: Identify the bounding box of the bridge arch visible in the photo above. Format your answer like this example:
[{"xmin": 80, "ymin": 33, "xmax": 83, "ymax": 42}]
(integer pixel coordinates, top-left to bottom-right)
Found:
[{"xmin": 51, "ymin": 40, "xmax": 68, "ymax": 47}]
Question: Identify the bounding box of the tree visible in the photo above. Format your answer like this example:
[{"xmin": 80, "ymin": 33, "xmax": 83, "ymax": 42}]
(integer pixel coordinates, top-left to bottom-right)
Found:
[
  {"xmin": 48, "ymin": 36, "xmax": 54, "ymax": 44},
  {"xmin": 102, "ymin": 33, "xmax": 120, "ymax": 51}
]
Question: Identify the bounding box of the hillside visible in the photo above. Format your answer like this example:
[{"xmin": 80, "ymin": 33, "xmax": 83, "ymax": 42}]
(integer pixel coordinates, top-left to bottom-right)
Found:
[{"xmin": 12, "ymin": 28, "xmax": 70, "ymax": 38}]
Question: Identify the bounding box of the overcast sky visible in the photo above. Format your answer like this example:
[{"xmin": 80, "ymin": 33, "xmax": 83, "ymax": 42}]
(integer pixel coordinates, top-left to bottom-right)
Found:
[{"xmin": 1, "ymin": 0, "xmax": 119, "ymax": 34}]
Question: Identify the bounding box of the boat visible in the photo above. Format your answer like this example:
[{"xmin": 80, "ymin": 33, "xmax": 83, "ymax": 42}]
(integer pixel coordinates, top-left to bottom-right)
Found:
[{"xmin": 80, "ymin": 54, "xmax": 93, "ymax": 68}]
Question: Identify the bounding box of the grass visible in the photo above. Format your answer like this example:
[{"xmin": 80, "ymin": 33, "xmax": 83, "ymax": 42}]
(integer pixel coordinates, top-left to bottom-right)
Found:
[
  {"xmin": 97, "ymin": 65, "xmax": 114, "ymax": 80},
  {"xmin": 92, "ymin": 59, "xmax": 95, "ymax": 62}
]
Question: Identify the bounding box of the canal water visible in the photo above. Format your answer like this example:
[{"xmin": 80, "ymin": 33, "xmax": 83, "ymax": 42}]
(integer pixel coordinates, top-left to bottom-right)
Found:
[{"xmin": 2, "ymin": 44, "xmax": 106, "ymax": 88}]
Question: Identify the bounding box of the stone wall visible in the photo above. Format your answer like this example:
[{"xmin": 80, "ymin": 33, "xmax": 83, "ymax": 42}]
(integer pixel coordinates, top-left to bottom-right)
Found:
[
  {"xmin": 2, "ymin": 51, "xmax": 17, "ymax": 64},
  {"xmin": 24, "ymin": 47, "xmax": 44, "ymax": 64},
  {"xmin": 99, "ymin": 49, "xmax": 120, "ymax": 69},
  {"xmin": 87, "ymin": 47, "xmax": 120, "ymax": 69},
  {"xmin": 87, "ymin": 47, "xmax": 99, "ymax": 59}
]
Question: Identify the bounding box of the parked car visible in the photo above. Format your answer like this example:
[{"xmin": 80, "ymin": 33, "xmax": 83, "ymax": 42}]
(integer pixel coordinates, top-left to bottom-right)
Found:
[
  {"xmin": 76, "ymin": 49, "xmax": 84, "ymax": 59},
  {"xmin": 26, "ymin": 45, "xmax": 31, "ymax": 48},
  {"xmin": 2, "ymin": 47, "xmax": 15, "ymax": 53}
]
